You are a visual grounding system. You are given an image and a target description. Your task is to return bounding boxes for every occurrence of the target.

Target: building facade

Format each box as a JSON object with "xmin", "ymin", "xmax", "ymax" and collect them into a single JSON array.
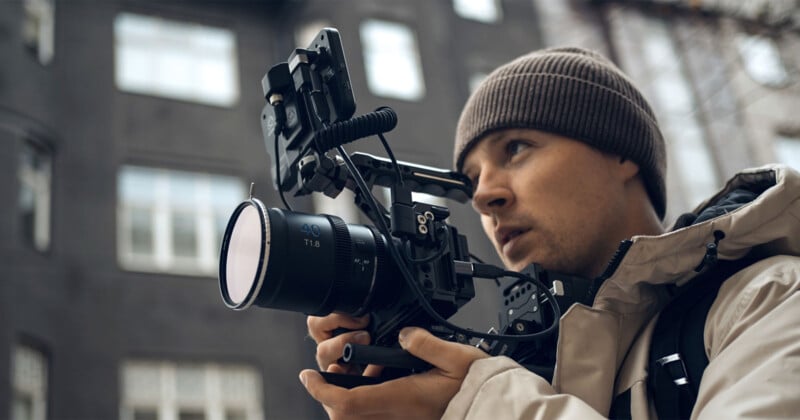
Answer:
[{"xmin": 3, "ymin": 0, "xmax": 798, "ymax": 418}]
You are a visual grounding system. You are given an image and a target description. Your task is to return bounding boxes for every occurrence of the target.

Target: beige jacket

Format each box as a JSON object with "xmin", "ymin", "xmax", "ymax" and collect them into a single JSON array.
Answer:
[{"xmin": 443, "ymin": 164, "xmax": 800, "ymax": 419}]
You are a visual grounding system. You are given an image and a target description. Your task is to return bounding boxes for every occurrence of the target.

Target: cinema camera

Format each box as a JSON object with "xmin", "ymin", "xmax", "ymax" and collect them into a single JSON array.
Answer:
[{"xmin": 218, "ymin": 28, "xmax": 594, "ymax": 388}]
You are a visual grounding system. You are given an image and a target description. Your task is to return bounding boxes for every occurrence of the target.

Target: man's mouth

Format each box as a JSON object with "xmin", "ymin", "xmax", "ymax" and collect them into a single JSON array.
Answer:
[{"xmin": 496, "ymin": 227, "xmax": 531, "ymax": 248}]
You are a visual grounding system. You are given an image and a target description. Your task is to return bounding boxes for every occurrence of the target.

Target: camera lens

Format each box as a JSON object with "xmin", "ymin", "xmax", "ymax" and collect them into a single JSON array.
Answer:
[{"xmin": 219, "ymin": 198, "xmax": 402, "ymax": 316}]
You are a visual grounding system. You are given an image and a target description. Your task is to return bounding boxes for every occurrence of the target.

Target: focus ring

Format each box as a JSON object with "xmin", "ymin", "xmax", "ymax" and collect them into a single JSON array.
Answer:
[{"xmin": 320, "ymin": 214, "xmax": 351, "ymax": 315}]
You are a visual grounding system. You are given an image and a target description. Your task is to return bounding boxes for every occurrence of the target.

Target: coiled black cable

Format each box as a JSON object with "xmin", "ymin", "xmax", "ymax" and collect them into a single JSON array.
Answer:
[{"xmin": 315, "ymin": 107, "xmax": 398, "ymax": 153}]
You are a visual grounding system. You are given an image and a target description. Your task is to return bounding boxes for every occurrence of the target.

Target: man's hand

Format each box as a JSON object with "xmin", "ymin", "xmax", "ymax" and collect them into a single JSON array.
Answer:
[
  {"xmin": 299, "ymin": 327, "xmax": 488, "ymax": 420},
  {"xmin": 307, "ymin": 313, "xmax": 383, "ymax": 376}
]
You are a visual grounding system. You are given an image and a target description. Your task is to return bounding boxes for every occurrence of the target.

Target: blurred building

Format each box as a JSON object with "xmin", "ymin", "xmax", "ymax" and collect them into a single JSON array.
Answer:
[
  {"xmin": 1, "ymin": 0, "xmax": 798, "ymax": 419},
  {"xmin": 536, "ymin": 0, "xmax": 800, "ymax": 218}
]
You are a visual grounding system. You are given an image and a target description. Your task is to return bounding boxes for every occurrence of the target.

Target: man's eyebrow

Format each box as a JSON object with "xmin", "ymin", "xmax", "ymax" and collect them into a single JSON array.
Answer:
[
  {"xmin": 462, "ymin": 132, "xmax": 509, "ymax": 175},
  {"xmin": 482, "ymin": 131, "xmax": 509, "ymax": 146}
]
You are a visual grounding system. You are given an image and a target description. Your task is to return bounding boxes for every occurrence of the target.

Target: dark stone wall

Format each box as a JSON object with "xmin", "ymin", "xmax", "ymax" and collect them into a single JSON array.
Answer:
[{"xmin": 0, "ymin": 1, "xmax": 543, "ymax": 418}]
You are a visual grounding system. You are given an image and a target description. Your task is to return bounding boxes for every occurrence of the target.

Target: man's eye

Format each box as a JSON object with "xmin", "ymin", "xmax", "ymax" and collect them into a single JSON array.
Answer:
[{"xmin": 506, "ymin": 140, "xmax": 529, "ymax": 156}]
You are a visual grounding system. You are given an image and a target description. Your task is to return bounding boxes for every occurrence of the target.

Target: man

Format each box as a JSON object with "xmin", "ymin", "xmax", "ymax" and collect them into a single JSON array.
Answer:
[{"xmin": 300, "ymin": 47, "xmax": 800, "ymax": 419}]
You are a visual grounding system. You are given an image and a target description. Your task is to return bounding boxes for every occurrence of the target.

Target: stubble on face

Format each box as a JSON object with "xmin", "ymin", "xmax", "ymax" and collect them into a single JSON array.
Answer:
[{"xmin": 468, "ymin": 130, "xmax": 629, "ymax": 278}]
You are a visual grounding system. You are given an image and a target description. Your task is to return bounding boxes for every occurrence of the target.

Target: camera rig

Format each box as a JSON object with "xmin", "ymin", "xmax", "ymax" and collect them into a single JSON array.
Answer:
[{"xmin": 218, "ymin": 28, "xmax": 595, "ymax": 388}]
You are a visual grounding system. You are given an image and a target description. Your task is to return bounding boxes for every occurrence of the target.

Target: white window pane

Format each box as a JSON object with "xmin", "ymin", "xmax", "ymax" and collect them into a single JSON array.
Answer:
[
  {"xmin": 122, "ymin": 362, "xmax": 162, "ymax": 402},
  {"xmin": 130, "ymin": 208, "xmax": 155, "ymax": 256},
  {"xmin": 469, "ymin": 72, "xmax": 487, "ymax": 94},
  {"xmin": 775, "ymin": 134, "xmax": 800, "ymax": 169},
  {"xmin": 179, "ymin": 411, "xmax": 205, "ymax": 420},
  {"xmin": 225, "ymin": 409, "xmax": 246, "ymax": 420},
  {"xmin": 737, "ymin": 34, "xmax": 789, "ymax": 87},
  {"xmin": 176, "ymin": 365, "xmax": 205, "ymax": 401},
  {"xmin": 120, "ymin": 167, "xmax": 157, "ymax": 205},
  {"xmin": 18, "ymin": 140, "xmax": 51, "ymax": 252},
  {"xmin": 132, "ymin": 409, "xmax": 158, "ymax": 420},
  {"xmin": 12, "ymin": 393, "xmax": 34, "ymax": 420},
  {"xmin": 117, "ymin": 46, "xmax": 154, "ymax": 90},
  {"xmin": 295, "ymin": 20, "xmax": 330, "ymax": 47},
  {"xmin": 211, "ymin": 177, "xmax": 246, "ymax": 210},
  {"xmin": 360, "ymin": 20, "xmax": 425, "ymax": 101},
  {"xmin": 22, "ymin": 0, "xmax": 55, "ymax": 65},
  {"xmin": 453, "ymin": 0, "xmax": 501, "ymax": 23},
  {"xmin": 172, "ymin": 211, "xmax": 198, "ymax": 258},
  {"xmin": 114, "ymin": 12, "xmax": 239, "ymax": 107},
  {"xmin": 219, "ymin": 366, "xmax": 262, "ymax": 403},
  {"xmin": 12, "ymin": 344, "xmax": 48, "ymax": 420},
  {"xmin": 170, "ymin": 172, "xmax": 197, "ymax": 204}
]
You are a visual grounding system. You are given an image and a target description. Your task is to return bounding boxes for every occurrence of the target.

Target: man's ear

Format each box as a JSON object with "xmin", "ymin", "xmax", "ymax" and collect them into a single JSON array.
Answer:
[{"xmin": 617, "ymin": 157, "xmax": 640, "ymax": 182}]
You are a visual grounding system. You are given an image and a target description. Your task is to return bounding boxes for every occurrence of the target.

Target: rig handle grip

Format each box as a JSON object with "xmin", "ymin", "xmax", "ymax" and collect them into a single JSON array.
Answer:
[
  {"xmin": 318, "ymin": 371, "xmax": 385, "ymax": 389},
  {"xmin": 342, "ymin": 343, "xmax": 432, "ymax": 372}
]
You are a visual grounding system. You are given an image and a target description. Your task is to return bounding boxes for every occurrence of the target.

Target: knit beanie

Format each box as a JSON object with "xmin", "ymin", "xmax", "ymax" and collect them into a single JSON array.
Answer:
[{"xmin": 454, "ymin": 47, "xmax": 667, "ymax": 220}]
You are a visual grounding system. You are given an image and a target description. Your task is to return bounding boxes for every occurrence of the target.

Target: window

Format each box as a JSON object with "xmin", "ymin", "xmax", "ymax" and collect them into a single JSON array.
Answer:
[
  {"xmin": 18, "ymin": 139, "xmax": 52, "ymax": 252},
  {"xmin": 114, "ymin": 13, "xmax": 239, "ymax": 107},
  {"xmin": 360, "ymin": 20, "xmax": 425, "ymax": 101},
  {"xmin": 117, "ymin": 165, "xmax": 245, "ymax": 276},
  {"xmin": 295, "ymin": 20, "xmax": 331, "ymax": 47},
  {"xmin": 11, "ymin": 344, "xmax": 48, "ymax": 420},
  {"xmin": 120, "ymin": 361, "xmax": 263, "ymax": 420},
  {"xmin": 736, "ymin": 33, "xmax": 790, "ymax": 87},
  {"xmin": 468, "ymin": 72, "xmax": 488, "ymax": 93},
  {"xmin": 22, "ymin": 0, "xmax": 54, "ymax": 65},
  {"xmin": 775, "ymin": 133, "xmax": 800, "ymax": 169},
  {"xmin": 453, "ymin": 0, "xmax": 501, "ymax": 23},
  {"xmin": 313, "ymin": 190, "xmax": 361, "ymax": 224}
]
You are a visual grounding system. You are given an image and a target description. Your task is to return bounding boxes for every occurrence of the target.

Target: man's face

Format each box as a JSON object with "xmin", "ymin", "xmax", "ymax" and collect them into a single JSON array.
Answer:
[{"xmin": 461, "ymin": 129, "xmax": 634, "ymax": 277}]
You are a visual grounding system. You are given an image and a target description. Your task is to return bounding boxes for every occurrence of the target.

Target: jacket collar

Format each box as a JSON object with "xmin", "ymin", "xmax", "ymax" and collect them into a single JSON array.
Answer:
[{"xmin": 593, "ymin": 164, "xmax": 800, "ymax": 313}]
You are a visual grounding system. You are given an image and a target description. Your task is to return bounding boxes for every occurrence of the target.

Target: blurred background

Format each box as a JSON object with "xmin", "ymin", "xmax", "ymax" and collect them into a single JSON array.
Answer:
[{"xmin": 1, "ymin": 0, "xmax": 798, "ymax": 419}]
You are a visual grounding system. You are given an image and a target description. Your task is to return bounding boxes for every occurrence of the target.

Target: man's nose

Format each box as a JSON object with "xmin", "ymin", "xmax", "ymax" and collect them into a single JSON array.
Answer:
[{"xmin": 472, "ymin": 172, "xmax": 513, "ymax": 215}]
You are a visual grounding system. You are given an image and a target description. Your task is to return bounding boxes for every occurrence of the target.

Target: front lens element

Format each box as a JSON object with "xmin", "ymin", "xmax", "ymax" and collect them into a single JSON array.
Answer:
[{"xmin": 220, "ymin": 200, "xmax": 269, "ymax": 309}]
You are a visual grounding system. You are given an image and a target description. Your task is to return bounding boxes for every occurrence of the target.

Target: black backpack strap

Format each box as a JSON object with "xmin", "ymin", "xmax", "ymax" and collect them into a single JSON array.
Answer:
[{"xmin": 649, "ymin": 257, "xmax": 759, "ymax": 419}]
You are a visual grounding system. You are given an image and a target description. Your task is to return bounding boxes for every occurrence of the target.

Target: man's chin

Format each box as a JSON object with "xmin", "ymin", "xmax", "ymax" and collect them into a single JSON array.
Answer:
[
  {"xmin": 505, "ymin": 260, "xmax": 532, "ymax": 273},
  {"xmin": 506, "ymin": 255, "xmax": 556, "ymax": 273}
]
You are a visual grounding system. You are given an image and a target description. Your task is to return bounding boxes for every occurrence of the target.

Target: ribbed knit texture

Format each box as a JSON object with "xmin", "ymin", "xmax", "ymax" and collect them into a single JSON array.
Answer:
[{"xmin": 454, "ymin": 47, "xmax": 667, "ymax": 219}]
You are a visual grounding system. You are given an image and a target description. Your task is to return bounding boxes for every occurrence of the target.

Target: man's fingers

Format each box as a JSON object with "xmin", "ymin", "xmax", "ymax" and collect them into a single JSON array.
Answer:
[
  {"xmin": 300, "ymin": 369, "xmax": 398, "ymax": 416},
  {"xmin": 316, "ymin": 330, "xmax": 370, "ymax": 370},
  {"xmin": 326, "ymin": 363, "xmax": 347, "ymax": 374},
  {"xmin": 307, "ymin": 314, "xmax": 370, "ymax": 343},
  {"xmin": 362, "ymin": 364, "xmax": 384, "ymax": 378},
  {"xmin": 398, "ymin": 327, "xmax": 487, "ymax": 375}
]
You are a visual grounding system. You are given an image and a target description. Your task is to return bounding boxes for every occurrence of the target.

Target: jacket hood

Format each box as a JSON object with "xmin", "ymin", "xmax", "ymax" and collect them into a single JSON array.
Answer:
[{"xmin": 594, "ymin": 164, "xmax": 800, "ymax": 313}]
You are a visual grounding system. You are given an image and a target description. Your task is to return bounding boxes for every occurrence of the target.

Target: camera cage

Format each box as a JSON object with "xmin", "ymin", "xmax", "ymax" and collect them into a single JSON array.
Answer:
[{"xmin": 240, "ymin": 27, "xmax": 596, "ymax": 386}]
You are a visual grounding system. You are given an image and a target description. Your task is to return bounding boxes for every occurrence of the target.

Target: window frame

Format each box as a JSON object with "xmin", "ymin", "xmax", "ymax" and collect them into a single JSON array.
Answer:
[
  {"xmin": 11, "ymin": 341, "xmax": 50, "ymax": 420},
  {"xmin": 452, "ymin": 0, "xmax": 502, "ymax": 23},
  {"xmin": 120, "ymin": 360, "xmax": 264, "ymax": 420},
  {"xmin": 359, "ymin": 19, "xmax": 426, "ymax": 101},
  {"xmin": 113, "ymin": 12, "xmax": 241, "ymax": 107},
  {"xmin": 117, "ymin": 165, "xmax": 245, "ymax": 277}
]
